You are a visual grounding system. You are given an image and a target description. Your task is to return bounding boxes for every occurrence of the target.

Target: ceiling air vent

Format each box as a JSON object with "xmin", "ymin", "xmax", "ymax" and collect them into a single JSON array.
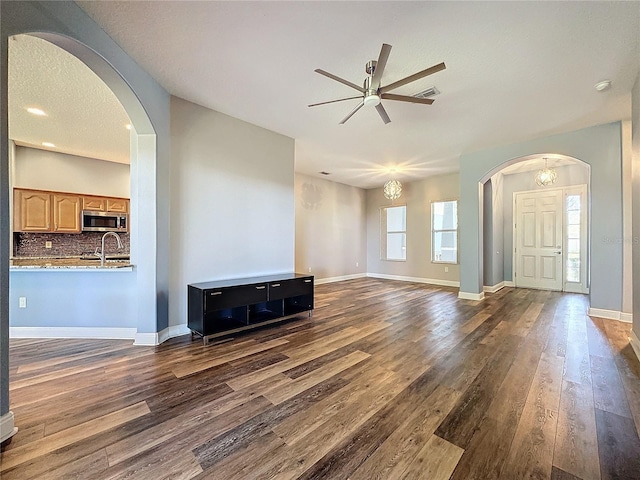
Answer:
[
  {"xmin": 319, "ymin": 171, "xmax": 331, "ymax": 176},
  {"xmin": 413, "ymin": 86, "xmax": 440, "ymax": 99}
]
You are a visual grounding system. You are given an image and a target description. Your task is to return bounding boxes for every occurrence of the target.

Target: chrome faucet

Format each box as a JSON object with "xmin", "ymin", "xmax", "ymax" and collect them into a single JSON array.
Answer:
[{"xmin": 99, "ymin": 232, "xmax": 123, "ymax": 266}]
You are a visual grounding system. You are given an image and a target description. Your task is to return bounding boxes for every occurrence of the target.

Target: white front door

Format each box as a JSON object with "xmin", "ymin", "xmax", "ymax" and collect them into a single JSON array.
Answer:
[{"xmin": 514, "ymin": 189, "xmax": 563, "ymax": 290}]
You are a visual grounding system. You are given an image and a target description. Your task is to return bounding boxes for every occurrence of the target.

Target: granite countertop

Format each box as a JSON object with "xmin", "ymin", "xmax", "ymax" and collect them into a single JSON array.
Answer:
[{"xmin": 10, "ymin": 256, "xmax": 132, "ymax": 270}]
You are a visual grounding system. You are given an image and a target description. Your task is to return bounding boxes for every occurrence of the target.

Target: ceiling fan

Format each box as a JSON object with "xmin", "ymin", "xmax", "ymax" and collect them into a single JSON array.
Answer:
[{"xmin": 309, "ymin": 43, "xmax": 446, "ymax": 125}]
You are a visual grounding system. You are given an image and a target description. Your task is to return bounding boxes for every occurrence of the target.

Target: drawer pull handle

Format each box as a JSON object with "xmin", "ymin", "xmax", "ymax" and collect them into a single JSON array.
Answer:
[
  {"xmin": 304, "ymin": 280, "xmax": 312, "ymax": 283},
  {"xmin": 210, "ymin": 292, "xmax": 222, "ymax": 296},
  {"xmin": 255, "ymin": 286, "xmax": 266, "ymax": 290},
  {"xmin": 272, "ymin": 283, "xmax": 280, "ymax": 287}
]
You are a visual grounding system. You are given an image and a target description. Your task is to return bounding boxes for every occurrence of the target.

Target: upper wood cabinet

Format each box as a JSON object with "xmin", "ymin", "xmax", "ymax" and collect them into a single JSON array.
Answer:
[
  {"xmin": 82, "ymin": 196, "xmax": 106, "ymax": 212},
  {"xmin": 14, "ymin": 189, "xmax": 51, "ymax": 232},
  {"xmin": 83, "ymin": 195, "xmax": 128, "ymax": 213},
  {"xmin": 14, "ymin": 188, "xmax": 129, "ymax": 234},
  {"xmin": 106, "ymin": 198, "xmax": 128, "ymax": 213},
  {"xmin": 52, "ymin": 194, "xmax": 81, "ymax": 233}
]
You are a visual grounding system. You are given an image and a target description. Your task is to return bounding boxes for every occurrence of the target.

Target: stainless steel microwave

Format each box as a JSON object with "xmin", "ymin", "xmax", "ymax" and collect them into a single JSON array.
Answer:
[{"xmin": 82, "ymin": 211, "xmax": 128, "ymax": 232}]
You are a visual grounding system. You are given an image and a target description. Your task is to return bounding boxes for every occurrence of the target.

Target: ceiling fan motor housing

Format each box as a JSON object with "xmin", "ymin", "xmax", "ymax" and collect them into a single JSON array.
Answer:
[
  {"xmin": 363, "ymin": 76, "xmax": 381, "ymax": 106},
  {"xmin": 366, "ymin": 60, "xmax": 377, "ymax": 75}
]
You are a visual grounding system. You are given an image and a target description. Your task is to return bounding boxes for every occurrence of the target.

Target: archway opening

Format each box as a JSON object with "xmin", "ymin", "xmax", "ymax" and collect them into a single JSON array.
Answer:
[{"xmin": 479, "ymin": 153, "xmax": 591, "ymax": 294}]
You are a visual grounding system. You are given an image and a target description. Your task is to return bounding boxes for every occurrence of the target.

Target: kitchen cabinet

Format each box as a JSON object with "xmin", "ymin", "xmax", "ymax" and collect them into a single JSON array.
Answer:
[
  {"xmin": 106, "ymin": 198, "xmax": 128, "ymax": 213},
  {"xmin": 188, "ymin": 274, "xmax": 314, "ymax": 345},
  {"xmin": 14, "ymin": 189, "xmax": 81, "ymax": 233},
  {"xmin": 82, "ymin": 196, "xmax": 129, "ymax": 213},
  {"xmin": 52, "ymin": 194, "xmax": 81, "ymax": 233},
  {"xmin": 14, "ymin": 188, "xmax": 128, "ymax": 233},
  {"xmin": 82, "ymin": 196, "xmax": 105, "ymax": 211},
  {"xmin": 14, "ymin": 189, "xmax": 51, "ymax": 232}
]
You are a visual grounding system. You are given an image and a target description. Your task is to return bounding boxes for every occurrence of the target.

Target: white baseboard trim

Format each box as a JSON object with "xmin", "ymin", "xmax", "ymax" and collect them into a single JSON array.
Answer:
[
  {"xmin": 315, "ymin": 273, "xmax": 367, "ymax": 285},
  {"xmin": 366, "ymin": 273, "xmax": 460, "ymax": 288},
  {"xmin": 135, "ymin": 324, "xmax": 191, "ymax": 346},
  {"xmin": 621, "ymin": 312, "xmax": 633, "ymax": 323},
  {"xmin": 158, "ymin": 324, "xmax": 191, "ymax": 344},
  {"xmin": 10, "ymin": 326, "xmax": 137, "ymax": 340},
  {"xmin": 630, "ymin": 330, "xmax": 640, "ymax": 363},
  {"xmin": 0, "ymin": 411, "xmax": 18, "ymax": 444},
  {"xmin": 504, "ymin": 281, "xmax": 515, "ymax": 287},
  {"xmin": 483, "ymin": 282, "xmax": 505, "ymax": 293},
  {"xmin": 458, "ymin": 291, "xmax": 485, "ymax": 301},
  {"xmin": 587, "ymin": 308, "xmax": 633, "ymax": 323}
]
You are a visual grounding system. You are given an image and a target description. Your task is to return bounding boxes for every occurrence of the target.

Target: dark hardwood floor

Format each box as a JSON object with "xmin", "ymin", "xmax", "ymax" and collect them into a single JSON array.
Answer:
[{"xmin": 2, "ymin": 278, "xmax": 640, "ymax": 479}]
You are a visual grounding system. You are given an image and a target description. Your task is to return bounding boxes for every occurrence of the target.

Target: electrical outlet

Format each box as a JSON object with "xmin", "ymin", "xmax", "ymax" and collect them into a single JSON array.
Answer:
[
  {"xmin": 356, "ymin": 262, "xmax": 359, "ymax": 267},
  {"xmin": 19, "ymin": 297, "xmax": 26, "ymax": 308},
  {"xmin": 45, "ymin": 241, "xmax": 52, "ymax": 249},
  {"xmin": 444, "ymin": 266, "xmax": 449, "ymax": 273},
  {"xmin": 308, "ymin": 267, "xmax": 312, "ymax": 273}
]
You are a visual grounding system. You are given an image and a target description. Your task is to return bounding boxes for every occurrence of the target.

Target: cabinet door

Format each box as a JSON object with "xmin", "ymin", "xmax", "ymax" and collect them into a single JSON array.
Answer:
[
  {"xmin": 82, "ymin": 196, "xmax": 106, "ymax": 211},
  {"xmin": 14, "ymin": 189, "xmax": 51, "ymax": 232},
  {"xmin": 106, "ymin": 198, "xmax": 128, "ymax": 213},
  {"xmin": 53, "ymin": 194, "xmax": 81, "ymax": 233}
]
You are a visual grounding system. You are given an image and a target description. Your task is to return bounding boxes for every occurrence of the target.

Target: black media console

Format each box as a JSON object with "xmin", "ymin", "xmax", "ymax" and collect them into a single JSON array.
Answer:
[{"xmin": 187, "ymin": 273, "xmax": 314, "ymax": 345}]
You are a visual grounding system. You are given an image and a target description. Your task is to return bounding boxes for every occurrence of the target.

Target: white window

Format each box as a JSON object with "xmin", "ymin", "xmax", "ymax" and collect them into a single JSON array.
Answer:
[
  {"xmin": 563, "ymin": 184, "xmax": 588, "ymax": 293},
  {"xmin": 381, "ymin": 206, "xmax": 406, "ymax": 261},
  {"xmin": 432, "ymin": 200, "xmax": 458, "ymax": 263}
]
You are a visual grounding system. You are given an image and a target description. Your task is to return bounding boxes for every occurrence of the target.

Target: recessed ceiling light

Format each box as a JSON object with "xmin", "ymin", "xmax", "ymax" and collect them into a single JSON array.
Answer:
[
  {"xmin": 42, "ymin": 142, "xmax": 55, "ymax": 148},
  {"xmin": 125, "ymin": 124, "xmax": 132, "ymax": 130},
  {"xmin": 26, "ymin": 107, "xmax": 47, "ymax": 116},
  {"xmin": 595, "ymin": 80, "xmax": 611, "ymax": 92}
]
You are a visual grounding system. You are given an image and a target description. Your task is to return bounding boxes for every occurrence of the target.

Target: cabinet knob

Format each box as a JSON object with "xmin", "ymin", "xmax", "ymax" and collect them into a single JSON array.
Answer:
[
  {"xmin": 272, "ymin": 284, "xmax": 280, "ymax": 287},
  {"xmin": 304, "ymin": 279, "xmax": 312, "ymax": 283},
  {"xmin": 255, "ymin": 286, "xmax": 266, "ymax": 290},
  {"xmin": 210, "ymin": 291, "xmax": 222, "ymax": 296}
]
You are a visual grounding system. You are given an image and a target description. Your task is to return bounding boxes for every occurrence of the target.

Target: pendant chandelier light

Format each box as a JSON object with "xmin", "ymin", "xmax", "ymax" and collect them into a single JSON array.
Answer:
[
  {"xmin": 383, "ymin": 179, "xmax": 402, "ymax": 200},
  {"xmin": 535, "ymin": 158, "xmax": 557, "ymax": 187}
]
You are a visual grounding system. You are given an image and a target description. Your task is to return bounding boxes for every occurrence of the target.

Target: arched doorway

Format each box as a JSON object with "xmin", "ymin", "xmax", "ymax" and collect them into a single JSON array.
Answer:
[
  {"xmin": 480, "ymin": 154, "xmax": 591, "ymax": 294},
  {"xmin": 1, "ymin": 0, "xmax": 171, "ymax": 443}
]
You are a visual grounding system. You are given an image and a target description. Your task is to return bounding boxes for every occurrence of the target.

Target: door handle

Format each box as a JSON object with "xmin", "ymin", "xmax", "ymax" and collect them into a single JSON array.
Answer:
[{"xmin": 553, "ymin": 251, "xmax": 562, "ymax": 254}]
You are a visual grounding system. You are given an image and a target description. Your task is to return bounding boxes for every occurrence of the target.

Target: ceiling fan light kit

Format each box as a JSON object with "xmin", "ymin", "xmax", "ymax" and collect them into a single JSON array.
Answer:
[{"xmin": 310, "ymin": 43, "xmax": 446, "ymax": 124}]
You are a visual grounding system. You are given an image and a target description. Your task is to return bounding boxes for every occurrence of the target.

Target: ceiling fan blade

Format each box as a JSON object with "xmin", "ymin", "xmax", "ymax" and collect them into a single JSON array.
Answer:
[
  {"xmin": 315, "ymin": 69, "xmax": 364, "ymax": 93},
  {"xmin": 339, "ymin": 101, "xmax": 365, "ymax": 124},
  {"xmin": 308, "ymin": 96, "xmax": 363, "ymax": 107},
  {"xmin": 380, "ymin": 62, "xmax": 446, "ymax": 94},
  {"xmin": 371, "ymin": 43, "xmax": 392, "ymax": 89},
  {"xmin": 381, "ymin": 93, "xmax": 434, "ymax": 105},
  {"xmin": 375, "ymin": 103, "xmax": 391, "ymax": 124}
]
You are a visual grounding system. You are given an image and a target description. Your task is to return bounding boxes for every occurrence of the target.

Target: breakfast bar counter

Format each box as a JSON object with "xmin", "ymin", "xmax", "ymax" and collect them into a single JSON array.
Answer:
[{"xmin": 10, "ymin": 256, "xmax": 133, "ymax": 271}]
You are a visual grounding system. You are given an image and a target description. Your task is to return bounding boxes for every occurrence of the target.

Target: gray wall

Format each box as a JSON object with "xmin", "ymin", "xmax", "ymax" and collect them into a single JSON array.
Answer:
[
  {"xmin": 13, "ymin": 146, "xmax": 130, "ymax": 197},
  {"xmin": 295, "ymin": 173, "xmax": 366, "ymax": 280},
  {"xmin": 501, "ymin": 164, "xmax": 590, "ymax": 282},
  {"xmin": 633, "ymin": 71, "xmax": 640, "ymax": 337},
  {"xmin": 366, "ymin": 173, "xmax": 460, "ymax": 284},
  {"xmin": 482, "ymin": 177, "xmax": 505, "ymax": 288},
  {"xmin": 459, "ymin": 122, "xmax": 623, "ymax": 313},
  {"xmin": 169, "ymin": 96, "xmax": 295, "ymax": 327}
]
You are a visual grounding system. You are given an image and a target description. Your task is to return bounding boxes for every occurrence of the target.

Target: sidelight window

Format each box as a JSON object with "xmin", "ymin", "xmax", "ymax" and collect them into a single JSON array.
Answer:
[{"xmin": 565, "ymin": 194, "xmax": 581, "ymax": 283}]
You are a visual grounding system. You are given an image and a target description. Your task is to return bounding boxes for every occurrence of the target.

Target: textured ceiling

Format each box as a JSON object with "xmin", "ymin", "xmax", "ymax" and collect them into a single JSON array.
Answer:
[
  {"xmin": 13, "ymin": 2, "xmax": 640, "ymax": 188},
  {"xmin": 9, "ymin": 34, "xmax": 130, "ymax": 164}
]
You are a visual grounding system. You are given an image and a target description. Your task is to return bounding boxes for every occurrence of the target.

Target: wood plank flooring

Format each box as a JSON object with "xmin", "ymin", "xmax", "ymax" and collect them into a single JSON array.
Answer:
[{"xmin": 2, "ymin": 278, "xmax": 640, "ymax": 479}]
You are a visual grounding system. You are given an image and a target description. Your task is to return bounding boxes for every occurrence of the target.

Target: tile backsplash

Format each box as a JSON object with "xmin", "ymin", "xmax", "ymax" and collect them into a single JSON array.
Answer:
[{"xmin": 14, "ymin": 232, "xmax": 130, "ymax": 258}]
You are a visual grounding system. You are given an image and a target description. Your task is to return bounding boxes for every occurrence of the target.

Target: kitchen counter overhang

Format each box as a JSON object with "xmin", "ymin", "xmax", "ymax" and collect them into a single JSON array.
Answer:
[{"xmin": 10, "ymin": 256, "xmax": 133, "ymax": 271}]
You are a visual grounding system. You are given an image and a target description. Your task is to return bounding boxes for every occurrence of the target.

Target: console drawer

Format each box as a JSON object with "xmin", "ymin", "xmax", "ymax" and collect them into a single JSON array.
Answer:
[
  {"xmin": 269, "ymin": 277, "xmax": 313, "ymax": 300},
  {"xmin": 205, "ymin": 283, "xmax": 268, "ymax": 312}
]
